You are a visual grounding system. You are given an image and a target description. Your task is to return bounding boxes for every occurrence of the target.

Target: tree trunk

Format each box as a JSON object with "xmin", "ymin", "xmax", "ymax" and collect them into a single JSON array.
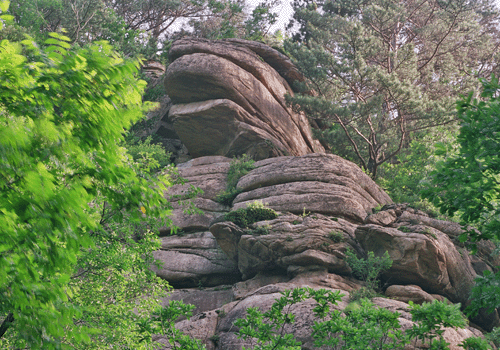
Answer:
[{"xmin": 0, "ymin": 312, "xmax": 14, "ymax": 339}]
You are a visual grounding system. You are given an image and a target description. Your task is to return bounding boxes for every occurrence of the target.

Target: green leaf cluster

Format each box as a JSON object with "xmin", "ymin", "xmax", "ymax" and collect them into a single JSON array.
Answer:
[
  {"xmin": 408, "ymin": 300, "xmax": 467, "ymax": 349},
  {"xmin": 225, "ymin": 201, "xmax": 278, "ymax": 228},
  {"xmin": 126, "ymin": 136, "xmax": 172, "ymax": 172},
  {"xmin": 235, "ymin": 288, "xmax": 311, "ymax": 350},
  {"xmin": 236, "ymin": 287, "xmax": 482, "ymax": 350},
  {"xmin": 345, "ymin": 249, "xmax": 393, "ymax": 293},
  {"xmin": 422, "ymin": 75, "xmax": 500, "ymax": 248},
  {"xmin": 138, "ymin": 300, "xmax": 206, "ymax": 350},
  {"xmin": 216, "ymin": 154, "xmax": 255, "ymax": 206},
  {"xmin": 0, "ymin": 1, "xmax": 174, "ymax": 346}
]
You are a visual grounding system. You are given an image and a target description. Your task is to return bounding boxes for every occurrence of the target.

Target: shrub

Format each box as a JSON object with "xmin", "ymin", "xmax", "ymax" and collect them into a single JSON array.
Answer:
[
  {"xmin": 348, "ymin": 287, "xmax": 377, "ymax": 302},
  {"xmin": 408, "ymin": 300, "xmax": 467, "ymax": 349},
  {"xmin": 460, "ymin": 337, "xmax": 493, "ymax": 350},
  {"xmin": 126, "ymin": 136, "xmax": 171, "ymax": 171},
  {"xmin": 225, "ymin": 201, "xmax": 278, "ymax": 228},
  {"xmin": 328, "ymin": 231, "xmax": 344, "ymax": 243},
  {"xmin": 216, "ymin": 154, "xmax": 255, "ymax": 205},
  {"xmin": 248, "ymin": 225, "xmax": 271, "ymax": 235},
  {"xmin": 227, "ymin": 154, "xmax": 255, "ymax": 188},
  {"xmin": 216, "ymin": 187, "xmax": 243, "ymax": 206},
  {"xmin": 235, "ymin": 287, "xmax": 478, "ymax": 350},
  {"xmin": 345, "ymin": 249, "xmax": 393, "ymax": 294},
  {"xmin": 486, "ymin": 327, "xmax": 500, "ymax": 348}
]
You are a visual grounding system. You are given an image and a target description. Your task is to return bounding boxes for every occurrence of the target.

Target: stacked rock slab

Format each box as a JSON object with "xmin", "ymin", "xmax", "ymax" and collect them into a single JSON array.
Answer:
[
  {"xmin": 152, "ymin": 157, "xmax": 240, "ymax": 288},
  {"xmin": 153, "ymin": 38, "xmax": 498, "ymax": 349},
  {"xmin": 164, "ymin": 38, "xmax": 325, "ymax": 160},
  {"xmin": 153, "ymin": 155, "xmax": 498, "ymax": 349}
]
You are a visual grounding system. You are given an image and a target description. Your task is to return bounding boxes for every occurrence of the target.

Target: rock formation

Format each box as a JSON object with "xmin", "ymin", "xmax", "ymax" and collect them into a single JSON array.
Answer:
[
  {"xmin": 164, "ymin": 38, "xmax": 325, "ymax": 160},
  {"xmin": 149, "ymin": 38, "xmax": 499, "ymax": 349}
]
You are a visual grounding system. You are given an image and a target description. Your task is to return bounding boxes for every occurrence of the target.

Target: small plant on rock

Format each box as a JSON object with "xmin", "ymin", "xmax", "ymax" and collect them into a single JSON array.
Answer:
[
  {"xmin": 248, "ymin": 224, "xmax": 271, "ymax": 235},
  {"xmin": 216, "ymin": 155, "xmax": 255, "ymax": 206},
  {"xmin": 328, "ymin": 231, "xmax": 344, "ymax": 243},
  {"xmin": 345, "ymin": 249, "xmax": 393, "ymax": 298},
  {"xmin": 225, "ymin": 201, "xmax": 278, "ymax": 228},
  {"xmin": 398, "ymin": 226, "xmax": 411, "ymax": 233},
  {"xmin": 348, "ymin": 287, "xmax": 378, "ymax": 302}
]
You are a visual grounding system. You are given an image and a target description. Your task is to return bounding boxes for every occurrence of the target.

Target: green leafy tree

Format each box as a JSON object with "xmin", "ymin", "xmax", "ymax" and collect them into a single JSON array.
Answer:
[
  {"xmin": 312, "ymin": 298, "xmax": 407, "ymax": 349},
  {"xmin": 8, "ymin": 0, "xmax": 249, "ymax": 57},
  {"xmin": 284, "ymin": 0, "xmax": 500, "ymax": 178},
  {"xmin": 345, "ymin": 249, "xmax": 392, "ymax": 298},
  {"xmin": 244, "ymin": 0, "xmax": 279, "ymax": 41},
  {"xmin": 407, "ymin": 300, "xmax": 467, "ymax": 349},
  {"xmin": 376, "ymin": 129, "xmax": 457, "ymax": 213},
  {"xmin": 422, "ymin": 75, "xmax": 500, "ymax": 246},
  {"xmin": 422, "ymin": 75, "xmax": 500, "ymax": 318},
  {"xmin": 236, "ymin": 287, "xmax": 476, "ymax": 350},
  {"xmin": 0, "ymin": 2, "xmax": 173, "ymax": 347},
  {"xmin": 235, "ymin": 288, "xmax": 310, "ymax": 349},
  {"xmin": 8, "ymin": 0, "xmax": 137, "ymax": 50},
  {"xmin": 139, "ymin": 300, "xmax": 207, "ymax": 350}
]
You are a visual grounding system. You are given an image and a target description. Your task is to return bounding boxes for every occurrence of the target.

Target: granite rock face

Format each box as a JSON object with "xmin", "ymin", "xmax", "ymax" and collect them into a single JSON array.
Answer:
[
  {"xmin": 233, "ymin": 153, "xmax": 392, "ymax": 221},
  {"xmin": 150, "ymin": 38, "xmax": 497, "ymax": 348},
  {"xmin": 153, "ymin": 156, "xmax": 240, "ymax": 288},
  {"xmin": 164, "ymin": 38, "xmax": 324, "ymax": 160},
  {"xmin": 152, "ymin": 155, "xmax": 498, "ymax": 349}
]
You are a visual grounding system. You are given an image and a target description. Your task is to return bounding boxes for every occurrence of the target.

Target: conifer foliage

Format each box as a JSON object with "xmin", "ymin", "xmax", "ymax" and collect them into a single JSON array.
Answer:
[{"xmin": 285, "ymin": 0, "xmax": 500, "ymax": 178}]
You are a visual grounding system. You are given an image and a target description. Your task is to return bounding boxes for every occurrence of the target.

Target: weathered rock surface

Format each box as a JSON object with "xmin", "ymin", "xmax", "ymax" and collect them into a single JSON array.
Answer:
[
  {"xmin": 355, "ymin": 224, "xmax": 476, "ymax": 305},
  {"xmin": 233, "ymin": 153, "xmax": 392, "ymax": 222},
  {"xmin": 162, "ymin": 156, "xmax": 231, "ymax": 235},
  {"xmin": 152, "ymin": 231, "xmax": 240, "ymax": 288},
  {"xmin": 165, "ymin": 38, "xmax": 324, "ymax": 159},
  {"xmin": 153, "ymin": 155, "xmax": 498, "ymax": 336},
  {"xmin": 154, "ymin": 156, "xmax": 240, "ymax": 288},
  {"xmin": 144, "ymin": 38, "xmax": 498, "ymax": 349},
  {"xmin": 211, "ymin": 213, "xmax": 357, "ymax": 280},
  {"xmin": 385, "ymin": 284, "xmax": 449, "ymax": 304}
]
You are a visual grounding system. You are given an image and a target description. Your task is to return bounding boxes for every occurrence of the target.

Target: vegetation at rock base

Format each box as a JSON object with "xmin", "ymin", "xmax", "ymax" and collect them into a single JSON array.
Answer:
[
  {"xmin": 235, "ymin": 287, "xmax": 486, "ymax": 350},
  {"xmin": 345, "ymin": 249, "xmax": 393, "ymax": 299}
]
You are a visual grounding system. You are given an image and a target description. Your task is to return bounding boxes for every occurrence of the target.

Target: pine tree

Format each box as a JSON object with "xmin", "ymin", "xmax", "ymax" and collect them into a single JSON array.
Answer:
[{"xmin": 285, "ymin": 0, "xmax": 500, "ymax": 178}]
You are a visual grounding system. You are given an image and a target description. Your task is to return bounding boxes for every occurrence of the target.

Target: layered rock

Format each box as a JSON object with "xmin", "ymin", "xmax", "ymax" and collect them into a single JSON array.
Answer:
[
  {"xmin": 154, "ymin": 157, "xmax": 240, "ymax": 287},
  {"xmin": 233, "ymin": 153, "xmax": 391, "ymax": 222},
  {"xmin": 164, "ymin": 38, "xmax": 324, "ymax": 160},
  {"xmin": 151, "ymin": 38, "xmax": 498, "ymax": 348},
  {"xmin": 152, "ymin": 154, "xmax": 498, "ymax": 349}
]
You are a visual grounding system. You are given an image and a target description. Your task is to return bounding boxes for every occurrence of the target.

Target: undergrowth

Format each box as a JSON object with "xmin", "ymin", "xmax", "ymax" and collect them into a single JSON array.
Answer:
[{"xmin": 216, "ymin": 154, "xmax": 255, "ymax": 206}]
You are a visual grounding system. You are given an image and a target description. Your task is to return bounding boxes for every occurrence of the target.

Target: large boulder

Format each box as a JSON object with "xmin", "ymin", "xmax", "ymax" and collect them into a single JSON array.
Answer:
[
  {"xmin": 233, "ymin": 153, "xmax": 392, "ymax": 222},
  {"xmin": 355, "ymin": 224, "xmax": 476, "ymax": 305},
  {"xmin": 211, "ymin": 214, "xmax": 357, "ymax": 280},
  {"xmin": 152, "ymin": 231, "xmax": 240, "ymax": 288},
  {"xmin": 164, "ymin": 38, "xmax": 324, "ymax": 159}
]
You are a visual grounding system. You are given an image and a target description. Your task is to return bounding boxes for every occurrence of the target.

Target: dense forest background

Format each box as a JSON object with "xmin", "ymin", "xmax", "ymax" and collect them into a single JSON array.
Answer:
[{"xmin": 1, "ymin": 0, "xmax": 500, "ymax": 348}]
